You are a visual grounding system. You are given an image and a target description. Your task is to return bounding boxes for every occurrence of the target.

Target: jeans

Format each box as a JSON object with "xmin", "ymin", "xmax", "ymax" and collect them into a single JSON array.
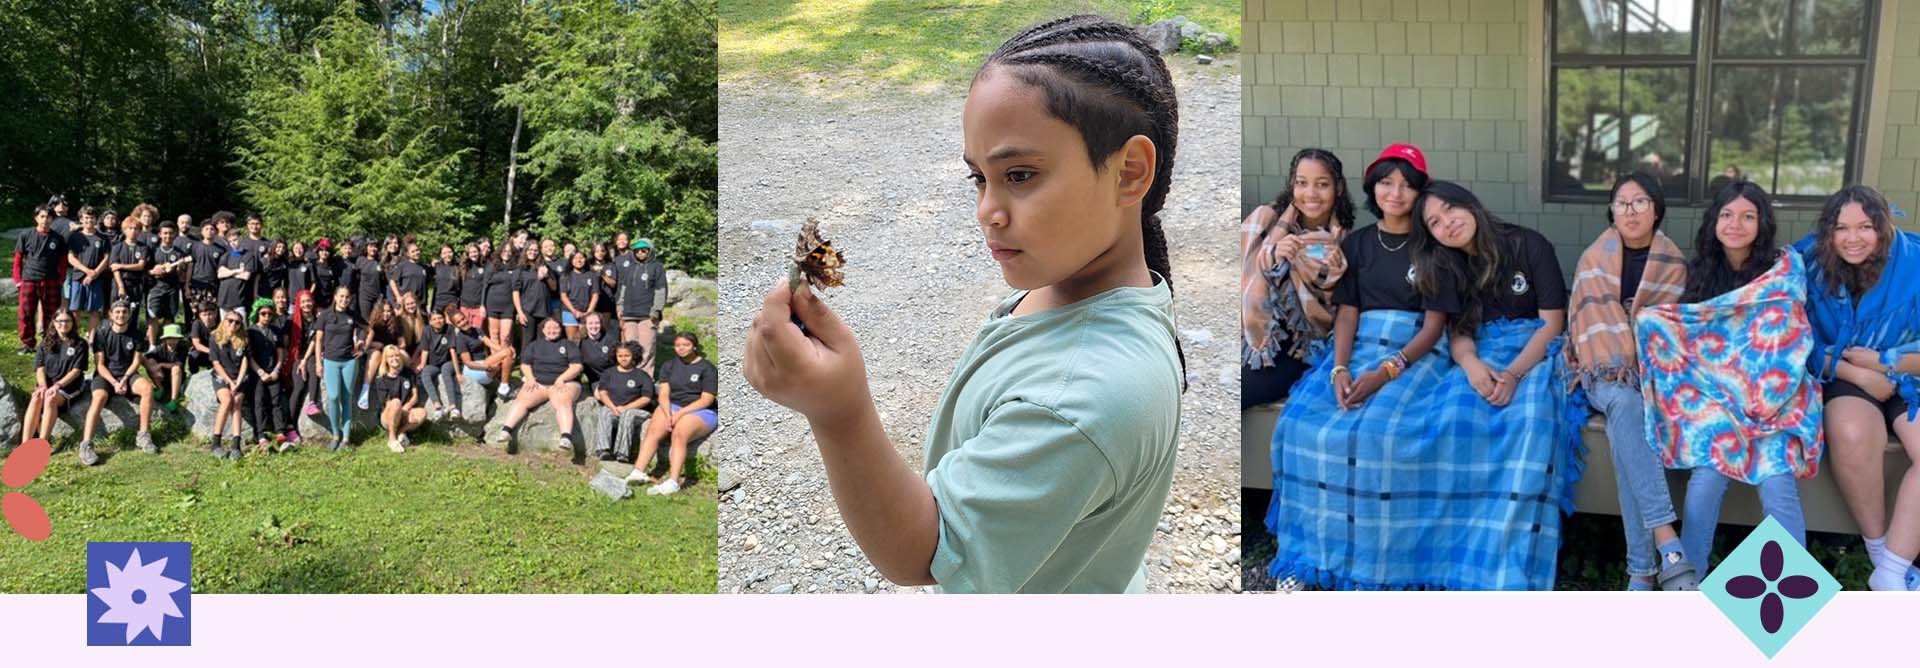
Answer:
[
  {"xmin": 1590, "ymin": 380, "xmax": 1679, "ymax": 578},
  {"xmin": 593, "ymin": 404, "xmax": 649, "ymax": 460},
  {"xmin": 1683, "ymin": 469, "xmax": 1807, "ymax": 577},
  {"xmin": 251, "ymin": 376, "xmax": 287, "ymax": 438},
  {"xmin": 322, "ymin": 357, "xmax": 360, "ymax": 439},
  {"xmin": 420, "ymin": 363, "xmax": 460, "ymax": 408}
]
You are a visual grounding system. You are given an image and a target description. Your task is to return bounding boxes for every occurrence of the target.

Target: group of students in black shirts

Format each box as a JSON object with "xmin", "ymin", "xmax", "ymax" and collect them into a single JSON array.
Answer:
[{"xmin": 14, "ymin": 196, "xmax": 717, "ymax": 496}]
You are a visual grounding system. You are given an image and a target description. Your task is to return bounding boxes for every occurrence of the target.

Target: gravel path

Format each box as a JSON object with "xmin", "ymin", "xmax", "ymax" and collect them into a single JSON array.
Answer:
[{"xmin": 713, "ymin": 59, "xmax": 1243, "ymax": 594}]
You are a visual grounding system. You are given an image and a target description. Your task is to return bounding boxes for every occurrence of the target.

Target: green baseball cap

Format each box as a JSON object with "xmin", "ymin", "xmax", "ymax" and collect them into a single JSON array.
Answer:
[{"xmin": 631, "ymin": 238, "xmax": 653, "ymax": 250}]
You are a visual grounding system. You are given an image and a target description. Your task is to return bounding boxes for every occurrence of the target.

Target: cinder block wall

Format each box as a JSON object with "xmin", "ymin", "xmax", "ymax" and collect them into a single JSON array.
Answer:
[{"xmin": 1242, "ymin": 0, "xmax": 1918, "ymax": 280}]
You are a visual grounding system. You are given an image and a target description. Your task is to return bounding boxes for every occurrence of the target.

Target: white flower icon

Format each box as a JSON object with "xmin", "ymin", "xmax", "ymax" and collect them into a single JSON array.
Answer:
[{"xmin": 89, "ymin": 548, "xmax": 187, "ymax": 643}]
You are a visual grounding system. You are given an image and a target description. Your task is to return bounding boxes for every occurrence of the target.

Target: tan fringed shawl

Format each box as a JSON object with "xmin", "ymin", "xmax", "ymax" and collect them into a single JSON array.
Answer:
[
  {"xmin": 1240, "ymin": 205, "xmax": 1347, "ymax": 368},
  {"xmin": 1566, "ymin": 228, "xmax": 1688, "ymax": 388}
]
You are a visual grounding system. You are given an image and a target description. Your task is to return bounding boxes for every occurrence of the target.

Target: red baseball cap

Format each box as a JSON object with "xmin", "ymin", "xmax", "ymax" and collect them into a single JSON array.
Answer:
[
  {"xmin": 315, "ymin": 238, "xmax": 333, "ymax": 251},
  {"xmin": 1366, "ymin": 143, "xmax": 1429, "ymax": 178}
]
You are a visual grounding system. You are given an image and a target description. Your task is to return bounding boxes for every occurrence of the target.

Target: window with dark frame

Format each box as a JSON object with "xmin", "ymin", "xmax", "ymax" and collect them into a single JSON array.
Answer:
[{"xmin": 1546, "ymin": 0, "xmax": 1876, "ymax": 205}]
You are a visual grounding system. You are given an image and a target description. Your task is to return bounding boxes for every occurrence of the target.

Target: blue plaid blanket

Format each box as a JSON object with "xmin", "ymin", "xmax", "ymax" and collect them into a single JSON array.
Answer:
[{"xmin": 1266, "ymin": 310, "xmax": 1583, "ymax": 590}]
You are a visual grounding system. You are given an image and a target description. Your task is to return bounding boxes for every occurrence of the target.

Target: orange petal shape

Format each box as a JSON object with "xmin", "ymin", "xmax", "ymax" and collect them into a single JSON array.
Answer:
[
  {"xmin": 2, "ymin": 438, "xmax": 51, "ymax": 488},
  {"xmin": 2, "ymin": 492, "xmax": 50, "ymax": 541}
]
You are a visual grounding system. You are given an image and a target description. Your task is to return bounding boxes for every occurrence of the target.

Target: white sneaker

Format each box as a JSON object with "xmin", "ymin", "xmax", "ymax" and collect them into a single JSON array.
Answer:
[
  {"xmin": 387, "ymin": 437, "xmax": 404, "ymax": 453},
  {"xmin": 625, "ymin": 469, "xmax": 651, "ymax": 484},
  {"xmin": 496, "ymin": 383, "xmax": 511, "ymax": 398},
  {"xmin": 448, "ymin": 408, "xmax": 461, "ymax": 420},
  {"xmin": 646, "ymin": 479, "xmax": 681, "ymax": 496}
]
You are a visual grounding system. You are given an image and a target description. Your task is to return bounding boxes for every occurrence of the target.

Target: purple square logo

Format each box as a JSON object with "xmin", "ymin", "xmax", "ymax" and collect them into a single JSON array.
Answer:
[{"xmin": 86, "ymin": 542, "xmax": 191, "ymax": 646}]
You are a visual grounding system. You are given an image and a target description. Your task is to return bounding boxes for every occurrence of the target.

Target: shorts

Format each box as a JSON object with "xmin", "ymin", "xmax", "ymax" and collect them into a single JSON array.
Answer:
[
  {"xmin": 90, "ymin": 372, "xmax": 139, "ymax": 396},
  {"xmin": 668, "ymin": 402, "xmax": 718, "ymax": 431},
  {"xmin": 462, "ymin": 367, "xmax": 496, "ymax": 386},
  {"xmin": 212, "ymin": 373, "xmax": 252, "ymax": 395},
  {"xmin": 67, "ymin": 279, "xmax": 107, "ymax": 312},
  {"xmin": 146, "ymin": 289, "xmax": 179, "ymax": 322},
  {"xmin": 1825, "ymin": 379, "xmax": 1914, "ymax": 428},
  {"xmin": 561, "ymin": 311, "xmax": 580, "ymax": 326},
  {"xmin": 486, "ymin": 306, "xmax": 514, "ymax": 320},
  {"xmin": 51, "ymin": 379, "xmax": 85, "ymax": 402}
]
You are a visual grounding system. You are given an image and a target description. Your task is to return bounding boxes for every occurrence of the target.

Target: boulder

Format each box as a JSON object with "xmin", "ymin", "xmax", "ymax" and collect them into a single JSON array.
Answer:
[
  {"xmin": 182, "ymin": 371, "xmax": 218, "ymax": 436},
  {"xmin": 53, "ymin": 391, "xmax": 148, "ymax": 441},
  {"xmin": 0, "ymin": 373, "xmax": 22, "ymax": 442},
  {"xmin": 440, "ymin": 374, "xmax": 498, "ymax": 437},
  {"xmin": 482, "ymin": 389, "xmax": 598, "ymax": 456},
  {"xmin": 1141, "ymin": 20, "xmax": 1181, "ymax": 54},
  {"xmin": 1198, "ymin": 32, "xmax": 1229, "ymax": 53},
  {"xmin": 1178, "ymin": 18, "xmax": 1205, "ymax": 40}
]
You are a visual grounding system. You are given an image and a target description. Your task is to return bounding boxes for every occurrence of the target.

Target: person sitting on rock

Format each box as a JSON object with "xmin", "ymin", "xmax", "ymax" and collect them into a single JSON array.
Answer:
[
  {"xmin": 207, "ymin": 307, "xmax": 251, "ymax": 460},
  {"xmin": 490, "ymin": 317, "xmax": 583, "ymax": 453},
  {"xmin": 79, "ymin": 299, "xmax": 158, "ymax": 459},
  {"xmin": 142, "ymin": 324, "xmax": 190, "ymax": 413},
  {"xmin": 418, "ymin": 305, "xmax": 461, "ymax": 420},
  {"xmin": 452, "ymin": 307, "xmax": 513, "ymax": 399},
  {"xmin": 628, "ymin": 331, "xmax": 716, "ymax": 496},
  {"xmin": 591, "ymin": 341, "xmax": 655, "ymax": 463},
  {"xmin": 23, "ymin": 310, "xmax": 89, "ymax": 461},
  {"xmin": 372, "ymin": 344, "xmax": 426, "ymax": 453}
]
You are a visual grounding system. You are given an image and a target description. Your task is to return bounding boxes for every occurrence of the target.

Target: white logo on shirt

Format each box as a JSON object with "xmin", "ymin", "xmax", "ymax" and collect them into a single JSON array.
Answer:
[
  {"xmin": 124, "ymin": 341, "xmax": 134, "ymax": 351},
  {"xmin": 690, "ymin": 373, "xmax": 700, "ymax": 382},
  {"xmin": 1511, "ymin": 271, "xmax": 1530, "ymax": 295},
  {"xmin": 1405, "ymin": 265, "xmax": 1417, "ymax": 285},
  {"xmin": 403, "ymin": 380, "xmax": 411, "ymax": 390},
  {"xmin": 558, "ymin": 346, "xmax": 567, "ymax": 355},
  {"xmin": 65, "ymin": 347, "xmax": 74, "ymax": 356},
  {"xmin": 626, "ymin": 380, "xmax": 636, "ymax": 388}
]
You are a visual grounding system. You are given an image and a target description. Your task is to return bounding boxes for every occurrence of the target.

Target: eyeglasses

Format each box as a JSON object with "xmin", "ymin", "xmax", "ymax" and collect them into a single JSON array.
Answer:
[{"xmin": 1610, "ymin": 197, "xmax": 1654, "ymax": 214}]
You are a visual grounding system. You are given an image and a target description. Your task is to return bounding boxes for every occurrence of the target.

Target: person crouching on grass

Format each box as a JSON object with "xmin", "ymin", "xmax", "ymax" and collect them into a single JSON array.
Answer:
[
  {"xmin": 743, "ymin": 15, "xmax": 1185, "ymax": 593},
  {"xmin": 372, "ymin": 344, "xmax": 426, "ymax": 452}
]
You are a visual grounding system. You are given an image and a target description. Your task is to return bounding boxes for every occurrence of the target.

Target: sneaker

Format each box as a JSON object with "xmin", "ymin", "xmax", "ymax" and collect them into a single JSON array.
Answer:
[
  {"xmin": 211, "ymin": 444, "xmax": 229, "ymax": 459},
  {"xmin": 646, "ymin": 479, "xmax": 681, "ymax": 496},
  {"xmin": 19, "ymin": 345, "xmax": 33, "ymax": 356},
  {"xmin": 136, "ymin": 431, "xmax": 156, "ymax": 454},
  {"xmin": 624, "ymin": 468, "xmax": 651, "ymax": 484},
  {"xmin": 427, "ymin": 406, "xmax": 443, "ymax": 421},
  {"xmin": 224, "ymin": 446, "xmax": 241, "ymax": 461},
  {"xmin": 163, "ymin": 400, "xmax": 180, "ymax": 413},
  {"xmin": 448, "ymin": 408, "xmax": 461, "ymax": 421},
  {"xmin": 387, "ymin": 437, "xmax": 404, "ymax": 453},
  {"xmin": 304, "ymin": 401, "xmax": 320, "ymax": 416},
  {"xmin": 78, "ymin": 441, "xmax": 100, "ymax": 466},
  {"xmin": 326, "ymin": 438, "xmax": 341, "ymax": 452},
  {"xmin": 595, "ymin": 449, "xmax": 614, "ymax": 462},
  {"xmin": 285, "ymin": 430, "xmax": 302, "ymax": 444},
  {"xmin": 496, "ymin": 382, "xmax": 511, "ymax": 398},
  {"xmin": 399, "ymin": 434, "xmax": 410, "ymax": 449},
  {"xmin": 356, "ymin": 387, "xmax": 369, "ymax": 410}
]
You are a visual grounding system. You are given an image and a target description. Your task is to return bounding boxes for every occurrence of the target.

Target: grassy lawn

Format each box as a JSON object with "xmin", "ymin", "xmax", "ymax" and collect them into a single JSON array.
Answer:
[
  {"xmin": 0, "ymin": 238, "xmax": 717, "ymax": 593},
  {"xmin": 720, "ymin": 0, "xmax": 1240, "ymax": 87}
]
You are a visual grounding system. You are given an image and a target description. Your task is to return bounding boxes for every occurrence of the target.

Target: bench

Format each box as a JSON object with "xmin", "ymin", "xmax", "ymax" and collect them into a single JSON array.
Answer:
[{"xmin": 1242, "ymin": 403, "xmax": 1913, "ymax": 534}]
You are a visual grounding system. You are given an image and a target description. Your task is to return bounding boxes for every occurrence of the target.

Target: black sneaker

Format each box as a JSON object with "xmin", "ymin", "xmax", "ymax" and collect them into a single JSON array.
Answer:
[
  {"xmin": 596, "ymin": 449, "xmax": 614, "ymax": 461},
  {"xmin": 19, "ymin": 345, "xmax": 32, "ymax": 356},
  {"xmin": 211, "ymin": 444, "xmax": 229, "ymax": 459},
  {"xmin": 224, "ymin": 446, "xmax": 241, "ymax": 461}
]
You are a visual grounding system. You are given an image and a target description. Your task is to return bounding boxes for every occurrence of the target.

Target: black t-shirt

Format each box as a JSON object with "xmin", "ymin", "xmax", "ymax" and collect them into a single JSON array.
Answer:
[
  {"xmin": 431, "ymin": 262, "xmax": 460, "ymax": 310},
  {"xmin": 314, "ymin": 309, "xmax": 364, "ymax": 361},
  {"xmin": 355, "ymin": 257, "xmax": 385, "ymax": 302},
  {"xmin": 1475, "ymin": 226, "xmax": 1570, "ymax": 323},
  {"xmin": 598, "ymin": 366, "xmax": 655, "ymax": 406},
  {"xmin": 285, "ymin": 259, "xmax": 312, "ymax": 297},
  {"xmin": 1333, "ymin": 224, "xmax": 1461, "ymax": 314},
  {"xmin": 423, "ymin": 324, "xmax": 455, "ymax": 367},
  {"xmin": 36, "ymin": 338, "xmax": 90, "ymax": 386},
  {"xmin": 395, "ymin": 261, "xmax": 429, "ymax": 304},
  {"xmin": 149, "ymin": 241, "xmax": 189, "ymax": 296},
  {"xmin": 190, "ymin": 238, "xmax": 224, "ymax": 288},
  {"xmin": 658, "ymin": 356, "xmax": 718, "ymax": 412},
  {"xmin": 595, "ymin": 262, "xmax": 617, "ymax": 313},
  {"xmin": 520, "ymin": 267, "xmax": 552, "ymax": 318},
  {"xmin": 259, "ymin": 252, "xmax": 286, "ymax": 296},
  {"xmin": 109, "ymin": 242, "xmax": 151, "ymax": 293},
  {"xmin": 580, "ymin": 330, "xmax": 617, "ymax": 378},
  {"xmin": 217, "ymin": 249, "xmax": 260, "ymax": 310},
  {"xmin": 459, "ymin": 264, "xmax": 488, "ymax": 307},
  {"xmin": 520, "ymin": 336, "xmax": 580, "ymax": 385},
  {"xmin": 66, "ymin": 230, "xmax": 106, "ymax": 283},
  {"xmin": 371, "ymin": 370, "xmax": 420, "ymax": 407},
  {"xmin": 563, "ymin": 270, "xmax": 599, "ymax": 312},
  {"xmin": 484, "ymin": 263, "xmax": 519, "ymax": 312},
  {"xmin": 20, "ymin": 228, "xmax": 64, "ymax": 281},
  {"xmin": 148, "ymin": 340, "xmax": 189, "ymax": 365},
  {"xmin": 240, "ymin": 237, "xmax": 271, "ymax": 262},
  {"xmin": 92, "ymin": 324, "xmax": 142, "ymax": 376},
  {"xmin": 1620, "ymin": 246, "xmax": 1651, "ymax": 309},
  {"xmin": 247, "ymin": 325, "xmax": 283, "ymax": 375},
  {"xmin": 452, "ymin": 326, "xmax": 487, "ymax": 366},
  {"xmin": 213, "ymin": 338, "xmax": 248, "ymax": 378},
  {"xmin": 189, "ymin": 319, "xmax": 216, "ymax": 357}
]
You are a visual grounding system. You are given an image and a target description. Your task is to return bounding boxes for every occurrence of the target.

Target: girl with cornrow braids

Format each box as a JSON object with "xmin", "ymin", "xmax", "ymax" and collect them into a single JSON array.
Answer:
[{"xmin": 744, "ymin": 14, "xmax": 1184, "ymax": 593}]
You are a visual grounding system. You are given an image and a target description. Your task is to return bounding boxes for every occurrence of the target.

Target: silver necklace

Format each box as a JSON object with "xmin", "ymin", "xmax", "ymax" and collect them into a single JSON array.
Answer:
[{"xmin": 1376, "ymin": 227, "xmax": 1409, "ymax": 253}]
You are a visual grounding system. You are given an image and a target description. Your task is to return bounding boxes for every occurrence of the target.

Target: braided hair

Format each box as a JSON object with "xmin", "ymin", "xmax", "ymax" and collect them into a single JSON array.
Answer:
[{"xmin": 978, "ymin": 14, "xmax": 1187, "ymax": 391}]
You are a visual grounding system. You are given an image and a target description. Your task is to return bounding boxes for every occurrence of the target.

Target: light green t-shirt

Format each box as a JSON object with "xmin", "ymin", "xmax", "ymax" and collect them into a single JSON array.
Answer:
[{"xmin": 923, "ymin": 278, "xmax": 1182, "ymax": 593}]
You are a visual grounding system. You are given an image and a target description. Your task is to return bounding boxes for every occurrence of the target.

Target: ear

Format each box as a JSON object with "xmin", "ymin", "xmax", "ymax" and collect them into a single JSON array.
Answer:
[{"xmin": 1113, "ymin": 135, "xmax": 1157, "ymax": 208}]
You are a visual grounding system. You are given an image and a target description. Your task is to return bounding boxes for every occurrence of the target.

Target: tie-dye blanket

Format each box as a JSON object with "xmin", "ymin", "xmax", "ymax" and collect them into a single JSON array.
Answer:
[
  {"xmin": 1265, "ymin": 310, "xmax": 1582, "ymax": 590},
  {"xmin": 1636, "ymin": 251, "xmax": 1824, "ymax": 485}
]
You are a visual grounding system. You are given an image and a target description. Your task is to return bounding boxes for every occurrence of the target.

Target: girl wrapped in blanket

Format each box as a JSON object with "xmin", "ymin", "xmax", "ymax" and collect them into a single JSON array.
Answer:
[
  {"xmin": 1240, "ymin": 148, "xmax": 1353, "ymax": 409},
  {"xmin": 1566, "ymin": 172, "xmax": 1698, "ymax": 590},
  {"xmin": 742, "ymin": 15, "xmax": 1185, "ymax": 593},
  {"xmin": 1642, "ymin": 181, "xmax": 1817, "ymax": 577},
  {"xmin": 1796, "ymin": 185, "xmax": 1920, "ymax": 591}
]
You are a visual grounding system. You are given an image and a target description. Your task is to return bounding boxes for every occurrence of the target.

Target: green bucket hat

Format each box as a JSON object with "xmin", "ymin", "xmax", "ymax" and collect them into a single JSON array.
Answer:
[
  {"xmin": 160, "ymin": 324, "xmax": 185, "ymax": 340},
  {"xmin": 631, "ymin": 238, "xmax": 653, "ymax": 251}
]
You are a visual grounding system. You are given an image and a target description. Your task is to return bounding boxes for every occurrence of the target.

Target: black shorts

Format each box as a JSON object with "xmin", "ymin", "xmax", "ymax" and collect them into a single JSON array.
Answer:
[
  {"xmin": 91, "ymin": 372, "xmax": 140, "ymax": 396},
  {"xmin": 51, "ymin": 379, "xmax": 85, "ymax": 402},
  {"xmin": 1824, "ymin": 379, "xmax": 1912, "ymax": 428},
  {"xmin": 146, "ymin": 289, "xmax": 179, "ymax": 321}
]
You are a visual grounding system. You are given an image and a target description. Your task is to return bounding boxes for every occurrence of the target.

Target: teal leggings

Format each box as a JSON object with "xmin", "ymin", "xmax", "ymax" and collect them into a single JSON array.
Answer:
[{"xmin": 322, "ymin": 357, "xmax": 360, "ymax": 439}]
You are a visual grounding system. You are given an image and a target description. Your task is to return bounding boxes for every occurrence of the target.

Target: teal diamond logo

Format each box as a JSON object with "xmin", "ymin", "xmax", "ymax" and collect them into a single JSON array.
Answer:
[{"xmin": 1701, "ymin": 516, "xmax": 1840, "ymax": 658}]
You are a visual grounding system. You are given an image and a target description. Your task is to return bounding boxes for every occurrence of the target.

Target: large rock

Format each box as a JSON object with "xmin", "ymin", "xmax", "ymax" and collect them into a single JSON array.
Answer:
[
  {"xmin": 53, "ymin": 391, "xmax": 148, "ymax": 441},
  {"xmin": 437, "ymin": 374, "xmax": 498, "ymax": 438},
  {"xmin": 1141, "ymin": 19, "xmax": 1181, "ymax": 54},
  {"xmin": 482, "ymin": 391, "xmax": 599, "ymax": 456},
  {"xmin": 0, "ymin": 373, "xmax": 21, "ymax": 442}
]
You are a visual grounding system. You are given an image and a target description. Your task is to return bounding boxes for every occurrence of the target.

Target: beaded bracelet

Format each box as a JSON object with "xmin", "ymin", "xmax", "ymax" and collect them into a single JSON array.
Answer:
[
  {"xmin": 1381, "ymin": 360, "xmax": 1402, "ymax": 380},
  {"xmin": 1331, "ymin": 365, "xmax": 1350, "ymax": 379}
]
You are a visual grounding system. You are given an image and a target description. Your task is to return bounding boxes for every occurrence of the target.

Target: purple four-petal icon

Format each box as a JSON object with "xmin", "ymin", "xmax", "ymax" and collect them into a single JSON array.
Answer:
[{"xmin": 1723, "ymin": 540, "xmax": 1821, "ymax": 634}]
